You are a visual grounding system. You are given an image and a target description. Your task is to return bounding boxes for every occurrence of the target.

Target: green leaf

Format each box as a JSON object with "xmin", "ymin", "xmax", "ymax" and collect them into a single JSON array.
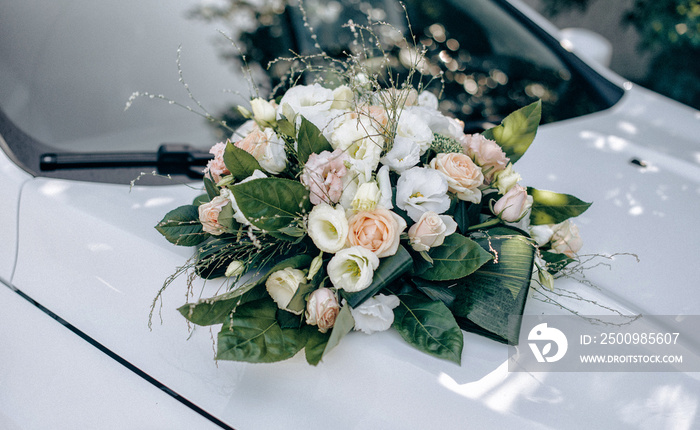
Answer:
[
  {"xmin": 223, "ymin": 140, "xmax": 262, "ymax": 180},
  {"xmin": 528, "ymin": 187, "xmax": 592, "ymax": 225},
  {"xmin": 304, "ymin": 327, "xmax": 331, "ymax": 366},
  {"xmin": 286, "ymin": 278, "xmax": 316, "ymax": 315},
  {"xmin": 276, "ymin": 116, "xmax": 296, "ymax": 139},
  {"xmin": 231, "ymin": 177, "xmax": 311, "ymax": 236},
  {"xmin": 177, "ymin": 284, "xmax": 265, "ymax": 326},
  {"xmin": 155, "ymin": 204, "xmax": 207, "ymax": 246},
  {"xmin": 217, "ymin": 298, "xmax": 308, "ymax": 363},
  {"xmin": 419, "ymin": 233, "xmax": 493, "ymax": 281},
  {"xmin": 216, "ymin": 202, "xmax": 238, "ymax": 231},
  {"xmin": 321, "ymin": 304, "xmax": 354, "ymax": 358},
  {"xmin": 193, "ymin": 194, "xmax": 210, "ymax": 206},
  {"xmin": 541, "ymin": 250, "xmax": 575, "ymax": 273},
  {"xmin": 452, "ymin": 227, "xmax": 536, "ymax": 344},
  {"xmin": 297, "ymin": 116, "xmax": 333, "ymax": 164},
  {"xmin": 482, "ymin": 100, "xmax": 541, "ymax": 164},
  {"xmin": 203, "ymin": 176, "xmax": 219, "ymax": 200},
  {"xmin": 393, "ymin": 292, "xmax": 464, "ymax": 364},
  {"xmin": 343, "ymin": 246, "xmax": 413, "ymax": 308}
]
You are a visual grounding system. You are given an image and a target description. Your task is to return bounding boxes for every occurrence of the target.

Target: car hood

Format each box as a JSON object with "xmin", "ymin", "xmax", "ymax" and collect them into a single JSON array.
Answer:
[{"xmin": 11, "ymin": 86, "xmax": 700, "ymax": 429}]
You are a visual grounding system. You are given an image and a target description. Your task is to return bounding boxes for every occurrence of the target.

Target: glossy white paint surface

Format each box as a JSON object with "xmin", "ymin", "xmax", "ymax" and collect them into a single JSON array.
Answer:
[
  {"xmin": 0, "ymin": 138, "xmax": 31, "ymax": 282},
  {"xmin": 0, "ymin": 283, "xmax": 223, "ymax": 430},
  {"xmin": 6, "ymin": 85, "xmax": 700, "ymax": 429}
]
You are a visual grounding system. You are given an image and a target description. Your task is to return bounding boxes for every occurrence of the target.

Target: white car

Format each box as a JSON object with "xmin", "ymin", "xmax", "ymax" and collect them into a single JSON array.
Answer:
[{"xmin": 2, "ymin": 0, "xmax": 699, "ymax": 429}]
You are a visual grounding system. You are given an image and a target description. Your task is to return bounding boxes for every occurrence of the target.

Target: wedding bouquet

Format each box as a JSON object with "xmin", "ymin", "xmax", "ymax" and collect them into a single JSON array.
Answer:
[{"xmin": 154, "ymin": 77, "xmax": 590, "ymax": 365}]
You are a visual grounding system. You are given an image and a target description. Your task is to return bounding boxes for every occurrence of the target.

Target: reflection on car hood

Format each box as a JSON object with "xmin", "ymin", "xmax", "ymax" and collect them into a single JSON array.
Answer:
[{"xmin": 12, "ymin": 86, "xmax": 700, "ymax": 429}]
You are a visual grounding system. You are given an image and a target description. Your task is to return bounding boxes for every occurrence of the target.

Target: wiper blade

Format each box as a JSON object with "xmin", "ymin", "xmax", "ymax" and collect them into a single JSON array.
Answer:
[{"xmin": 39, "ymin": 144, "xmax": 213, "ymax": 179}]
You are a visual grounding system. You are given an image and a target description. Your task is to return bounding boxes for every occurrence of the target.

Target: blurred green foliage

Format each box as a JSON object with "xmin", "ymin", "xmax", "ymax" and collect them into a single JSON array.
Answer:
[{"xmin": 540, "ymin": 0, "xmax": 700, "ymax": 109}]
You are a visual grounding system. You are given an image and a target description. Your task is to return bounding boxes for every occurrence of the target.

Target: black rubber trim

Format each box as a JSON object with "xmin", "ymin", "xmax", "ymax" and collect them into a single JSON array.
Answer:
[{"xmin": 7, "ymin": 285, "xmax": 236, "ymax": 430}]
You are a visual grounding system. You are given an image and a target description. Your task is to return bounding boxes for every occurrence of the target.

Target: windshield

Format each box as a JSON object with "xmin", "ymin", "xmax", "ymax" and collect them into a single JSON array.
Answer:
[{"xmin": 0, "ymin": 0, "xmax": 621, "ymax": 181}]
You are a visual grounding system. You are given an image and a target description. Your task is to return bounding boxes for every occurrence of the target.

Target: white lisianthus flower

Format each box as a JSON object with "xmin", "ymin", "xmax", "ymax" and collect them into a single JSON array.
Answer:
[
  {"xmin": 265, "ymin": 267, "xmax": 306, "ymax": 315},
  {"xmin": 234, "ymin": 127, "xmax": 287, "ymax": 175},
  {"xmin": 380, "ymin": 136, "xmax": 421, "ymax": 173},
  {"xmin": 331, "ymin": 85, "xmax": 354, "ymax": 110},
  {"xmin": 350, "ymin": 294, "xmax": 400, "ymax": 334},
  {"xmin": 396, "ymin": 167, "xmax": 451, "ymax": 222},
  {"xmin": 330, "ymin": 112, "xmax": 384, "ymax": 179},
  {"xmin": 376, "ymin": 165, "xmax": 393, "ymax": 210},
  {"xmin": 327, "ymin": 246, "xmax": 379, "ymax": 292},
  {"xmin": 417, "ymin": 91, "xmax": 439, "ymax": 109},
  {"xmin": 224, "ymin": 260, "xmax": 245, "ymax": 278},
  {"xmin": 493, "ymin": 163, "xmax": 522, "ymax": 195},
  {"xmin": 307, "ymin": 203, "xmax": 349, "ymax": 253},
  {"xmin": 406, "ymin": 105, "xmax": 465, "ymax": 140},
  {"xmin": 529, "ymin": 224, "xmax": 554, "ymax": 247},
  {"xmin": 396, "ymin": 110, "xmax": 433, "ymax": 154},
  {"xmin": 408, "ymin": 211, "xmax": 458, "ymax": 252},
  {"xmin": 250, "ymin": 98, "xmax": 277, "ymax": 126},
  {"xmin": 228, "ymin": 170, "xmax": 267, "ymax": 227},
  {"xmin": 277, "ymin": 83, "xmax": 334, "ymax": 121},
  {"xmin": 351, "ymin": 181, "xmax": 381, "ymax": 212}
]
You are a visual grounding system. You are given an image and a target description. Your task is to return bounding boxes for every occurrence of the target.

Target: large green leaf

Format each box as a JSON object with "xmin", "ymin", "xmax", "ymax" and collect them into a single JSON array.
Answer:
[
  {"xmin": 177, "ymin": 284, "xmax": 266, "ymax": 326},
  {"xmin": 452, "ymin": 227, "xmax": 536, "ymax": 344},
  {"xmin": 393, "ymin": 292, "xmax": 464, "ymax": 364},
  {"xmin": 155, "ymin": 204, "xmax": 207, "ymax": 246},
  {"xmin": 231, "ymin": 177, "xmax": 311, "ymax": 236},
  {"xmin": 304, "ymin": 327, "xmax": 331, "ymax": 366},
  {"xmin": 528, "ymin": 187, "xmax": 592, "ymax": 225},
  {"xmin": 343, "ymin": 246, "xmax": 413, "ymax": 308},
  {"xmin": 217, "ymin": 298, "xmax": 308, "ymax": 363},
  {"xmin": 297, "ymin": 116, "xmax": 333, "ymax": 164},
  {"xmin": 482, "ymin": 100, "xmax": 541, "ymax": 164},
  {"xmin": 418, "ymin": 233, "xmax": 493, "ymax": 281},
  {"xmin": 223, "ymin": 140, "xmax": 262, "ymax": 180}
]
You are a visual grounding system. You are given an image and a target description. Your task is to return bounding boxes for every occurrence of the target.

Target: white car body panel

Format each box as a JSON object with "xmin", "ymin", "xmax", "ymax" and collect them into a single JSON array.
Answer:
[
  {"xmin": 2, "ymin": 0, "xmax": 700, "ymax": 428},
  {"xmin": 6, "ymin": 84, "xmax": 700, "ymax": 429}
]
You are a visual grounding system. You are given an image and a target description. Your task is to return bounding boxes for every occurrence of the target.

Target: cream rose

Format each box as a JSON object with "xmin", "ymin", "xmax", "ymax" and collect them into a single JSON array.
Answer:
[
  {"xmin": 462, "ymin": 133, "xmax": 509, "ymax": 180},
  {"xmin": 327, "ymin": 246, "xmax": 379, "ymax": 292},
  {"xmin": 347, "ymin": 209, "xmax": 407, "ymax": 258},
  {"xmin": 549, "ymin": 220, "xmax": 583, "ymax": 258},
  {"xmin": 429, "ymin": 152, "xmax": 484, "ymax": 203},
  {"xmin": 235, "ymin": 127, "xmax": 287, "ymax": 175},
  {"xmin": 265, "ymin": 267, "xmax": 306, "ymax": 314},
  {"xmin": 250, "ymin": 97, "xmax": 277, "ymax": 126},
  {"xmin": 198, "ymin": 195, "xmax": 230, "ymax": 235},
  {"xmin": 407, "ymin": 211, "xmax": 458, "ymax": 252},
  {"xmin": 350, "ymin": 294, "xmax": 400, "ymax": 334},
  {"xmin": 307, "ymin": 203, "xmax": 349, "ymax": 253},
  {"xmin": 493, "ymin": 184, "xmax": 531, "ymax": 222},
  {"xmin": 305, "ymin": 288, "xmax": 340, "ymax": 333}
]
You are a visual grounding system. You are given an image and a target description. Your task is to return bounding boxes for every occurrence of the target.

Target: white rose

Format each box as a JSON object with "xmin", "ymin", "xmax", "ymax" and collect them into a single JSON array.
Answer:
[
  {"xmin": 407, "ymin": 211, "xmax": 458, "ymax": 252},
  {"xmin": 350, "ymin": 294, "xmax": 400, "ymax": 334},
  {"xmin": 327, "ymin": 246, "xmax": 379, "ymax": 292},
  {"xmin": 265, "ymin": 267, "xmax": 306, "ymax": 314},
  {"xmin": 307, "ymin": 203, "xmax": 349, "ymax": 253},
  {"xmin": 549, "ymin": 220, "xmax": 583, "ymax": 258},
  {"xmin": 305, "ymin": 288, "xmax": 340, "ymax": 333},
  {"xmin": 396, "ymin": 167, "xmax": 451, "ymax": 222}
]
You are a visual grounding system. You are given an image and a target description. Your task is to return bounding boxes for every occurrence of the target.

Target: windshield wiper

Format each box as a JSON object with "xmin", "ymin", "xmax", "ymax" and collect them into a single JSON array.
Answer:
[{"xmin": 39, "ymin": 144, "xmax": 213, "ymax": 179}]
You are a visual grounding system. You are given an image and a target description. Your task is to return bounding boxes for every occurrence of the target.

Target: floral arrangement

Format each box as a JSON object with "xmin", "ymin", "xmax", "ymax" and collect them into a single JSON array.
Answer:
[{"xmin": 154, "ymin": 75, "xmax": 591, "ymax": 365}]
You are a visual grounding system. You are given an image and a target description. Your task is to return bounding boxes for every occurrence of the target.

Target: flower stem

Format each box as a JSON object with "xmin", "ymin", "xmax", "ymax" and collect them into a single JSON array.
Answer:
[{"xmin": 467, "ymin": 218, "xmax": 501, "ymax": 232}]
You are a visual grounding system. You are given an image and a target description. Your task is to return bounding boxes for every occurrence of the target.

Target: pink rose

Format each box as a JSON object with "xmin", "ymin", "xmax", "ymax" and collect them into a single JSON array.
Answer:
[
  {"xmin": 429, "ymin": 152, "xmax": 484, "ymax": 203},
  {"xmin": 493, "ymin": 184, "xmax": 531, "ymax": 222},
  {"xmin": 203, "ymin": 142, "xmax": 229, "ymax": 183},
  {"xmin": 550, "ymin": 220, "xmax": 583, "ymax": 258},
  {"xmin": 347, "ymin": 208, "xmax": 407, "ymax": 258},
  {"xmin": 461, "ymin": 133, "xmax": 509, "ymax": 181},
  {"xmin": 300, "ymin": 149, "xmax": 348, "ymax": 205},
  {"xmin": 407, "ymin": 211, "xmax": 458, "ymax": 252},
  {"xmin": 198, "ymin": 195, "xmax": 230, "ymax": 235},
  {"xmin": 305, "ymin": 288, "xmax": 340, "ymax": 333}
]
